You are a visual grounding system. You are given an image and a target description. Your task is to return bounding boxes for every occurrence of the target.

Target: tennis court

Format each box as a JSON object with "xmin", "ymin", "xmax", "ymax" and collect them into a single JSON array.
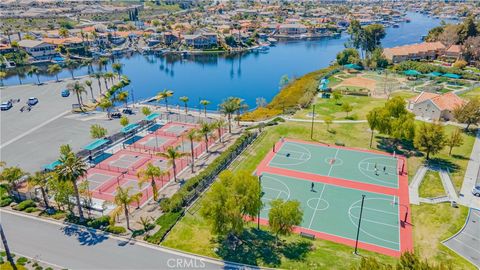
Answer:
[
  {"xmin": 95, "ymin": 150, "xmax": 151, "ymax": 174},
  {"xmin": 269, "ymin": 140, "xmax": 403, "ymax": 188},
  {"xmin": 82, "ymin": 168, "xmax": 123, "ymax": 192},
  {"xmin": 256, "ymin": 138, "xmax": 412, "ymax": 257},
  {"xmin": 135, "ymin": 134, "xmax": 177, "ymax": 150},
  {"xmin": 156, "ymin": 122, "xmax": 196, "ymax": 136},
  {"xmin": 260, "ymin": 173, "xmax": 401, "ymax": 252}
]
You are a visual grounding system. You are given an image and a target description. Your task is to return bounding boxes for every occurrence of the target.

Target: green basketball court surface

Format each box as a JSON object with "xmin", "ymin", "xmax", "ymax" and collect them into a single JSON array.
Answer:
[{"xmin": 256, "ymin": 139, "xmax": 412, "ymax": 257}]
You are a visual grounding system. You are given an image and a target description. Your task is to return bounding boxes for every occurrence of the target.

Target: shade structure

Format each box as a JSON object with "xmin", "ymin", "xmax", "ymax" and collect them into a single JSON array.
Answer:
[
  {"xmin": 344, "ymin": 63, "xmax": 362, "ymax": 70},
  {"xmin": 404, "ymin": 69, "xmax": 422, "ymax": 76},
  {"xmin": 84, "ymin": 138, "xmax": 109, "ymax": 151},
  {"xmin": 43, "ymin": 160, "xmax": 62, "ymax": 171},
  {"xmin": 442, "ymin": 73, "xmax": 461, "ymax": 79},
  {"xmin": 426, "ymin": 72, "xmax": 443, "ymax": 77},
  {"xmin": 145, "ymin": 112, "xmax": 160, "ymax": 121},
  {"xmin": 121, "ymin": 123, "xmax": 140, "ymax": 133}
]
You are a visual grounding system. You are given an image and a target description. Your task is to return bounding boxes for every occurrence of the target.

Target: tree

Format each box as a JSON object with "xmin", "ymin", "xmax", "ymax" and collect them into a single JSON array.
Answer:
[
  {"xmin": 59, "ymin": 27, "xmax": 69, "ymax": 38},
  {"xmin": 27, "ymin": 172, "xmax": 51, "ymax": 209},
  {"xmin": 85, "ymin": 79, "xmax": 95, "ymax": 101},
  {"xmin": 452, "ymin": 60, "xmax": 468, "ymax": 69},
  {"xmin": 91, "ymin": 73, "xmax": 103, "ymax": 95},
  {"xmin": 156, "ymin": 89, "xmax": 174, "ymax": 111},
  {"xmin": 198, "ymin": 121, "xmax": 214, "ymax": 153},
  {"xmin": 112, "ymin": 62, "xmax": 123, "ymax": 79},
  {"xmin": 0, "ymin": 166, "xmax": 25, "ymax": 194},
  {"xmin": 458, "ymin": 15, "xmax": 478, "ymax": 43},
  {"xmin": 55, "ymin": 144, "xmax": 88, "ymax": 221},
  {"xmin": 367, "ymin": 48, "xmax": 388, "ymax": 70},
  {"xmin": 212, "ymin": 118, "xmax": 226, "ymax": 143},
  {"xmin": 97, "ymin": 97, "xmax": 113, "ymax": 119},
  {"xmin": 67, "ymin": 81, "xmax": 87, "ymax": 112},
  {"xmin": 28, "ymin": 66, "xmax": 41, "ymax": 85},
  {"xmin": 111, "ymin": 186, "xmax": 142, "ymax": 230},
  {"xmin": 336, "ymin": 48, "xmax": 360, "ymax": 65},
  {"xmin": 414, "ymin": 123, "xmax": 446, "ymax": 160},
  {"xmin": 185, "ymin": 129, "xmax": 202, "ymax": 173},
  {"xmin": 179, "ymin": 96, "xmax": 189, "ymax": 113},
  {"xmin": 279, "ymin": 74, "xmax": 290, "ymax": 88},
  {"xmin": 0, "ymin": 223, "xmax": 16, "ymax": 270},
  {"xmin": 120, "ymin": 116, "xmax": 129, "ymax": 127},
  {"xmin": 90, "ymin": 124, "xmax": 107, "ymax": 139},
  {"xmin": 138, "ymin": 107, "xmax": 150, "ymax": 118},
  {"xmin": 347, "ymin": 19, "xmax": 364, "ymax": 55},
  {"xmin": 362, "ymin": 24, "xmax": 386, "ymax": 55},
  {"xmin": 453, "ymin": 98, "xmax": 480, "ymax": 130},
  {"xmin": 98, "ymin": 57, "xmax": 109, "ymax": 72},
  {"xmin": 332, "ymin": 91, "xmax": 342, "ymax": 105},
  {"xmin": 390, "ymin": 113, "xmax": 416, "ymax": 142},
  {"xmin": 446, "ymin": 128, "xmax": 464, "ymax": 156},
  {"xmin": 137, "ymin": 163, "xmax": 167, "ymax": 201},
  {"xmin": 367, "ymin": 108, "xmax": 381, "ymax": 148},
  {"xmin": 0, "ymin": 71, "xmax": 5, "ymax": 86},
  {"xmin": 117, "ymin": 91, "xmax": 129, "ymax": 107},
  {"xmin": 463, "ymin": 36, "xmax": 480, "ymax": 62},
  {"xmin": 268, "ymin": 199, "xmax": 303, "ymax": 240},
  {"xmin": 200, "ymin": 99, "xmax": 210, "ymax": 117},
  {"xmin": 342, "ymin": 102, "xmax": 353, "ymax": 118},
  {"xmin": 47, "ymin": 64, "xmax": 61, "ymax": 82},
  {"xmin": 220, "ymin": 97, "xmax": 239, "ymax": 133},
  {"xmin": 200, "ymin": 170, "xmax": 262, "ymax": 236},
  {"xmin": 65, "ymin": 59, "xmax": 77, "ymax": 79},
  {"xmin": 324, "ymin": 115, "xmax": 333, "ymax": 132},
  {"xmin": 156, "ymin": 147, "xmax": 187, "ymax": 182}
]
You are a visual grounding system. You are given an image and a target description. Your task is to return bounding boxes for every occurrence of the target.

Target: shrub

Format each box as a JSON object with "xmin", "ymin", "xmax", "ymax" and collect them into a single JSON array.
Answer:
[
  {"xmin": 105, "ymin": 225, "xmax": 126, "ymax": 234},
  {"xmin": 145, "ymin": 211, "xmax": 183, "ymax": 244},
  {"xmin": 0, "ymin": 198, "xmax": 13, "ymax": 207},
  {"xmin": 13, "ymin": 200, "xmax": 36, "ymax": 211},
  {"xmin": 24, "ymin": 207, "xmax": 38, "ymax": 213},
  {"xmin": 87, "ymin": 216, "xmax": 110, "ymax": 229},
  {"xmin": 16, "ymin": 257, "xmax": 28, "ymax": 265}
]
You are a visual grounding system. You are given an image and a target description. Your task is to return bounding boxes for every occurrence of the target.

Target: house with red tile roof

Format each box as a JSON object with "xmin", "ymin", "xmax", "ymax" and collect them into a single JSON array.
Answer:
[
  {"xmin": 383, "ymin": 42, "xmax": 446, "ymax": 63},
  {"xmin": 408, "ymin": 91, "xmax": 465, "ymax": 121}
]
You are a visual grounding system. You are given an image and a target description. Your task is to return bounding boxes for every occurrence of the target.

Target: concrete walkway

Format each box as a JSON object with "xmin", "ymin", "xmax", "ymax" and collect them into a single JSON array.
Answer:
[
  {"xmin": 409, "ymin": 165, "xmax": 427, "ymax": 205},
  {"xmin": 439, "ymin": 169, "xmax": 460, "ymax": 203},
  {"xmin": 459, "ymin": 129, "xmax": 480, "ymax": 210}
]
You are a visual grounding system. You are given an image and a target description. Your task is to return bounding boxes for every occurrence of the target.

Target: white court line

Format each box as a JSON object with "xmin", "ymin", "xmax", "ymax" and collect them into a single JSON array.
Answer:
[
  {"xmin": 308, "ymin": 184, "xmax": 327, "ymax": 229},
  {"xmin": 351, "ymin": 206, "xmax": 398, "ymax": 216},
  {"xmin": 327, "ymin": 149, "xmax": 340, "ymax": 177}
]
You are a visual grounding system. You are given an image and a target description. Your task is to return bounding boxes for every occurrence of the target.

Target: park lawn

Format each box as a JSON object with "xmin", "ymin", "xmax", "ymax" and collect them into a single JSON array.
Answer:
[
  {"xmin": 459, "ymin": 87, "xmax": 480, "ymax": 99},
  {"xmin": 418, "ymin": 171, "xmax": 445, "ymax": 198},
  {"xmin": 163, "ymin": 121, "xmax": 476, "ymax": 269}
]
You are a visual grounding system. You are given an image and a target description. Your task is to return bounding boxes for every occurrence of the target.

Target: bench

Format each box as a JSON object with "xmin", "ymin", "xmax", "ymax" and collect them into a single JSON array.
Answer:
[{"xmin": 300, "ymin": 232, "xmax": 315, "ymax": 240}]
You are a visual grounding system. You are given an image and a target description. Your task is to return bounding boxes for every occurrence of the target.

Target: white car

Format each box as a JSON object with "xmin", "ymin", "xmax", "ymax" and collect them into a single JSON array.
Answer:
[{"xmin": 472, "ymin": 185, "xmax": 480, "ymax": 197}]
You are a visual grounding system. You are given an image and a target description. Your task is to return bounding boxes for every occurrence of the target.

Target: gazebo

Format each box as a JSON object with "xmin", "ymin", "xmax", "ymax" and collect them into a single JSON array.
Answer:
[
  {"xmin": 344, "ymin": 63, "xmax": 363, "ymax": 70},
  {"xmin": 426, "ymin": 71, "xmax": 443, "ymax": 77},
  {"xmin": 442, "ymin": 73, "xmax": 461, "ymax": 79},
  {"xmin": 403, "ymin": 69, "xmax": 422, "ymax": 76}
]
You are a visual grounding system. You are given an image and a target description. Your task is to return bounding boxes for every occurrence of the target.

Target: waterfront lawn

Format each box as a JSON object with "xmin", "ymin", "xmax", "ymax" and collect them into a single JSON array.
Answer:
[
  {"xmin": 163, "ymin": 122, "xmax": 476, "ymax": 269},
  {"xmin": 418, "ymin": 171, "xmax": 445, "ymax": 198}
]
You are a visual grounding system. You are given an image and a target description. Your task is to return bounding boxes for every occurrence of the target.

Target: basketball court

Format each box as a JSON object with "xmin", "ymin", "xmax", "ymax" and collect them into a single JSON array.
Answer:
[{"xmin": 256, "ymin": 138, "xmax": 412, "ymax": 257}]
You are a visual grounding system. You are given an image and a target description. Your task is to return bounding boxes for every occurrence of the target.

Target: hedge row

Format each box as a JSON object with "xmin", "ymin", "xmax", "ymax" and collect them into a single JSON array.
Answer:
[
  {"xmin": 144, "ymin": 211, "xmax": 183, "ymax": 244},
  {"xmin": 242, "ymin": 65, "xmax": 339, "ymax": 121},
  {"xmin": 160, "ymin": 131, "xmax": 257, "ymax": 213},
  {"xmin": 393, "ymin": 61, "xmax": 480, "ymax": 81}
]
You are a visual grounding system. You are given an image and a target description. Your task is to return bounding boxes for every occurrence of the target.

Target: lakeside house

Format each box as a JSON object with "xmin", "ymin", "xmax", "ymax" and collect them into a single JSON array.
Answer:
[
  {"xmin": 277, "ymin": 23, "xmax": 308, "ymax": 36},
  {"xmin": 42, "ymin": 37, "xmax": 85, "ymax": 50},
  {"xmin": 17, "ymin": 40, "xmax": 56, "ymax": 59},
  {"xmin": 183, "ymin": 29, "xmax": 218, "ymax": 49},
  {"xmin": 408, "ymin": 91, "xmax": 465, "ymax": 121},
  {"xmin": 383, "ymin": 42, "xmax": 447, "ymax": 63}
]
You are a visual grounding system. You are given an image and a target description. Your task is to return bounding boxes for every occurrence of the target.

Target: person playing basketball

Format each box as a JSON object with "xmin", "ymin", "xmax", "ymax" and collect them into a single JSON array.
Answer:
[{"xmin": 311, "ymin": 182, "xmax": 315, "ymax": 191}]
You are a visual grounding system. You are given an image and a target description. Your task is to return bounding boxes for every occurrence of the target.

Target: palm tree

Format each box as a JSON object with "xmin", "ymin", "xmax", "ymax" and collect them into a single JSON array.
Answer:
[
  {"xmin": 112, "ymin": 62, "xmax": 123, "ymax": 79},
  {"xmin": 198, "ymin": 121, "xmax": 214, "ymax": 153},
  {"xmin": 65, "ymin": 59, "xmax": 77, "ymax": 79},
  {"xmin": 185, "ymin": 129, "xmax": 201, "ymax": 172},
  {"xmin": 27, "ymin": 172, "xmax": 51, "ymax": 209},
  {"xmin": 98, "ymin": 57, "xmax": 109, "ymax": 72},
  {"xmin": 0, "ymin": 224, "xmax": 16, "ymax": 270},
  {"xmin": 55, "ymin": 144, "xmax": 88, "ymax": 222},
  {"xmin": 212, "ymin": 118, "xmax": 226, "ymax": 143},
  {"xmin": 82, "ymin": 58, "xmax": 94, "ymax": 74},
  {"xmin": 157, "ymin": 147, "xmax": 187, "ymax": 182},
  {"xmin": 156, "ymin": 89, "xmax": 174, "ymax": 111},
  {"xmin": 232, "ymin": 97, "xmax": 248, "ymax": 125},
  {"xmin": 67, "ymin": 81, "xmax": 87, "ymax": 112},
  {"xmin": 91, "ymin": 72, "xmax": 103, "ymax": 95},
  {"xmin": 84, "ymin": 80, "xmax": 95, "ymax": 101},
  {"xmin": 179, "ymin": 96, "xmax": 189, "ymax": 113},
  {"xmin": 219, "ymin": 97, "xmax": 238, "ymax": 133},
  {"xmin": 47, "ymin": 64, "xmax": 61, "ymax": 82},
  {"xmin": 97, "ymin": 97, "xmax": 113, "ymax": 119},
  {"xmin": 137, "ymin": 163, "xmax": 166, "ymax": 201},
  {"xmin": 103, "ymin": 72, "xmax": 114, "ymax": 89},
  {"xmin": 0, "ymin": 71, "xmax": 6, "ymax": 87},
  {"xmin": 111, "ymin": 186, "xmax": 142, "ymax": 230},
  {"xmin": 0, "ymin": 166, "xmax": 25, "ymax": 194},
  {"xmin": 199, "ymin": 99, "xmax": 210, "ymax": 117},
  {"xmin": 28, "ymin": 66, "xmax": 41, "ymax": 85},
  {"xmin": 117, "ymin": 91, "xmax": 129, "ymax": 107},
  {"xmin": 59, "ymin": 27, "xmax": 69, "ymax": 38}
]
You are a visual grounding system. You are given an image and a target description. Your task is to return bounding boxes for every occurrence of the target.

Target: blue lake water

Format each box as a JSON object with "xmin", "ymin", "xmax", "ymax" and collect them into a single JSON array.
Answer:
[{"xmin": 3, "ymin": 12, "xmax": 453, "ymax": 109}]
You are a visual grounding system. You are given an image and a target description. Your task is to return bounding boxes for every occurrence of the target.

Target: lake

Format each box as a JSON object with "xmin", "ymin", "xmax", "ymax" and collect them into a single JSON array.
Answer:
[{"xmin": 3, "ymin": 12, "xmax": 453, "ymax": 110}]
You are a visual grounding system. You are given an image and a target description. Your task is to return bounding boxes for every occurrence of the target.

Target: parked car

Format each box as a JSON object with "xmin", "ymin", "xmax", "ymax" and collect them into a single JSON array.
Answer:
[
  {"xmin": 472, "ymin": 185, "xmax": 480, "ymax": 197},
  {"xmin": 0, "ymin": 101, "xmax": 13, "ymax": 111},
  {"xmin": 61, "ymin": 90, "xmax": 70, "ymax": 97},
  {"xmin": 27, "ymin": 97, "xmax": 38, "ymax": 106},
  {"xmin": 111, "ymin": 112, "xmax": 122, "ymax": 118},
  {"xmin": 122, "ymin": 108, "xmax": 133, "ymax": 115}
]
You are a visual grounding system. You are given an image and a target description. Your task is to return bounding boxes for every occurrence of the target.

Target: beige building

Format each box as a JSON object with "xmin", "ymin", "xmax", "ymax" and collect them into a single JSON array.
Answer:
[
  {"xmin": 408, "ymin": 92, "xmax": 465, "ymax": 121},
  {"xmin": 383, "ymin": 42, "xmax": 446, "ymax": 63},
  {"xmin": 17, "ymin": 40, "xmax": 56, "ymax": 59}
]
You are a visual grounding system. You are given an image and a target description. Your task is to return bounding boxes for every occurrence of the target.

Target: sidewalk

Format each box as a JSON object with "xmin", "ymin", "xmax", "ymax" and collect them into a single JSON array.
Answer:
[{"xmin": 459, "ymin": 129, "xmax": 480, "ymax": 210}]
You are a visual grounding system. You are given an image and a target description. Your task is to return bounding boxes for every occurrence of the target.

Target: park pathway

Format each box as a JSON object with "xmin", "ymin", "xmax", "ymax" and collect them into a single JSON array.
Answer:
[{"xmin": 459, "ymin": 129, "xmax": 480, "ymax": 210}]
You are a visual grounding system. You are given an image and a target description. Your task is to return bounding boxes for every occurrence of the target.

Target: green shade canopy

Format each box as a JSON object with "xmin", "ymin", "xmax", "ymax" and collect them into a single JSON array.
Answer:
[
  {"xmin": 145, "ymin": 112, "xmax": 160, "ymax": 121},
  {"xmin": 43, "ymin": 160, "xmax": 62, "ymax": 171},
  {"xmin": 442, "ymin": 73, "xmax": 461, "ymax": 79},
  {"xmin": 344, "ymin": 63, "xmax": 362, "ymax": 70},
  {"xmin": 404, "ymin": 69, "xmax": 422, "ymax": 76},
  {"xmin": 121, "ymin": 123, "xmax": 139, "ymax": 133},
  {"xmin": 427, "ymin": 72, "xmax": 443, "ymax": 77},
  {"xmin": 84, "ymin": 138, "xmax": 109, "ymax": 151}
]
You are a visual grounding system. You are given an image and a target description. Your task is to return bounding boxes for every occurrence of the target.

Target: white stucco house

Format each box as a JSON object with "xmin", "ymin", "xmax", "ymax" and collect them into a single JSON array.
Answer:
[{"xmin": 408, "ymin": 92, "xmax": 465, "ymax": 121}]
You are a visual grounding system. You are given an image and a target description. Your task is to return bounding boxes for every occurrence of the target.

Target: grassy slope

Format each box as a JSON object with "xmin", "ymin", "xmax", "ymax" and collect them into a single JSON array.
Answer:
[
  {"xmin": 418, "ymin": 171, "xmax": 445, "ymax": 198},
  {"xmin": 459, "ymin": 87, "xmax": 480, "ymax": 99},
  {"xmin": 163, "ymin": 121, "xmax": 476, "ymax": 269}
]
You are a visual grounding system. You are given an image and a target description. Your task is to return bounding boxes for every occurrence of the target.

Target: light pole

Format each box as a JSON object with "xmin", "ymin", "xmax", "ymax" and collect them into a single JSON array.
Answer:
[{"xmin": 354, "ymin": 194, "xmax": 366, "ymax": 255}]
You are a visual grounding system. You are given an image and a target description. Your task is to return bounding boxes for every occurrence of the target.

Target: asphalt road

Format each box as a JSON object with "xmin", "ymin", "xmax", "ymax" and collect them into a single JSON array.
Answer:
[
  {"xmin": 443, "ymin": 208, "xmax": 480, "ymax": 268},
  {"xmin": 0, "ymin": 210, "xmax": 250, "ymax": 270}
]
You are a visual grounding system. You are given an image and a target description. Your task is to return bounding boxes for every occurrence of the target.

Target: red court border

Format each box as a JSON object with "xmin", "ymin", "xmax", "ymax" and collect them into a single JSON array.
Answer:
[{"xmin": 255, "ymin": 138, "xmax": 413, "ymax": 257}]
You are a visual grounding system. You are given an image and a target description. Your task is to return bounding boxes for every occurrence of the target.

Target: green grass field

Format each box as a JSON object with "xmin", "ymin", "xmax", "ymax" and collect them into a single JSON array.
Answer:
[
  {"xmin": 418, "ymin": 171, "xmax": 445, "ymax": 198},
  {"xmin": 459, "ymin": 87, "xmax": 480, "ymax": 99},
  {"xmin": 162, "ymin": 121, "xmax": 476, "ymax": 269}
]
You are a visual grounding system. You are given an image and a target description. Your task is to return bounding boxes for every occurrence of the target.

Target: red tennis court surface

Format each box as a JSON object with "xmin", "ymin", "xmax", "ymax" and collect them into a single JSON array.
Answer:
[{"xmin": 254, "ymin": 138, "xmax": 412, "ymax": 257}]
